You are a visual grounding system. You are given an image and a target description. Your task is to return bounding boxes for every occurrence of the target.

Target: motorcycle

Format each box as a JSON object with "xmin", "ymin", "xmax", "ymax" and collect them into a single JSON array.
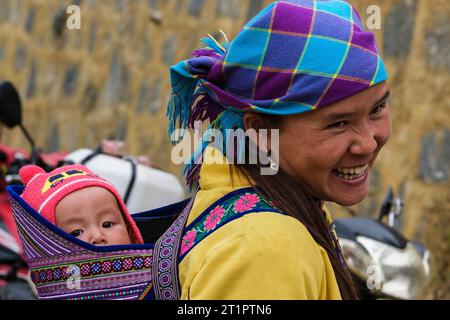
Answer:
[{"xmin": 334, "ymin": 188, "xmax": 433, "ymax": 299}]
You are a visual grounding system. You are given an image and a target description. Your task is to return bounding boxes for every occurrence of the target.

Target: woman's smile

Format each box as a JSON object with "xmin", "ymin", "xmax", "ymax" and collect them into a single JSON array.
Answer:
[{"xmin": 332, "ymin": 163, "xmax": 369, "ymax": 182}]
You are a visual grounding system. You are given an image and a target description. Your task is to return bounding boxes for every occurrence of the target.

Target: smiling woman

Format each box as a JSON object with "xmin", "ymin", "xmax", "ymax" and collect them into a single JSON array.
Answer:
[{"xmin": 166, "ymin": 0, "xmax": 389, "ymax": 300}]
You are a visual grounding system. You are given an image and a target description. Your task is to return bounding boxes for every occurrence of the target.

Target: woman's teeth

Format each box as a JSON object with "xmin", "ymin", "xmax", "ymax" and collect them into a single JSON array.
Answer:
[{"xmin": 333, "ymin": 164, "xmax": 368, "ymax": 180}]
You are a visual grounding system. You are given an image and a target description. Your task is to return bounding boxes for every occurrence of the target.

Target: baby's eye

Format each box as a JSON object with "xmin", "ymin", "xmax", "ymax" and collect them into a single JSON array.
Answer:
[
  {"xmin": 70, "ymin": 230, "xmax": 83, "ymax": 237},
  {"xmin": 102, "ymin": 221, "xmax": 114, "ymax": 228}
]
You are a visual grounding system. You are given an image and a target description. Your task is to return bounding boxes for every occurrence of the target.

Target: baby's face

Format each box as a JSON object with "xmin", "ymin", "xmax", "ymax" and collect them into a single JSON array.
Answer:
[{"xmin": 55, "ymin": 187, "xmax": 132, "ymax": 246}]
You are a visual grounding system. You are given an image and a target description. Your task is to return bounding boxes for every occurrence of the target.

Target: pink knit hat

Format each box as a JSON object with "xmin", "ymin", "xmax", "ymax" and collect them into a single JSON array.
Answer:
[{"xmin": 19, "ymin": 164, "xmax": 144, "ymax": 244}]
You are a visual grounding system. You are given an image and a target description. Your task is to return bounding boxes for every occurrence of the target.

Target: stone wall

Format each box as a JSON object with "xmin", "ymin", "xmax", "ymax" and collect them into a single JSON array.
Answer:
[
  {"xmin": 0, "ymin": 0, "xmax": 269, "ymax": 171},
  {"xmin": 0, "ymin": 0, "xmax": 449, "ymax": 297}
]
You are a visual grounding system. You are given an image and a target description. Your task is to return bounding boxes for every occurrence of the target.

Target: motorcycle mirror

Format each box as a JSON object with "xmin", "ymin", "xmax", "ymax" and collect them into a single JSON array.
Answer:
[
  {"xmin": 0, "ymin": 81, "xmax": 22, "ymax": 128},
  {"xmin": 378, "ymin": 186, "xmax": 393, "ymax": 221},
  {"xmin": 0, "ymin": 80, "xmax": 36, "ymax": 157}
]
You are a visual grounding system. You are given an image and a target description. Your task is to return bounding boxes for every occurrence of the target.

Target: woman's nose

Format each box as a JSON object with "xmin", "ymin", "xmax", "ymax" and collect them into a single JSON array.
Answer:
[{"xmin": 349, "ymin": 124, "xmax": 378, "ymax": 156}]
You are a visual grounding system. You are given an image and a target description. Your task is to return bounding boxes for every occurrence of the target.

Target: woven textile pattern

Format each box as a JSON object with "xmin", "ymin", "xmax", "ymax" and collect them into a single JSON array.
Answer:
[{"xmin": 8, "ymin": 188, "xmax": 154, "ymax": 300}]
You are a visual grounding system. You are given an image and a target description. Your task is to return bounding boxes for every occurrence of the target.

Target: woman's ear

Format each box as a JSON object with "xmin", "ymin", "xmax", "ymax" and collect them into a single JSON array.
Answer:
[
  {"xmin": 243, "ymin": 112, "xmax": 266, "ymax": 131},
  {"xmin": 243, "ymin": 113, "xmax": 275, "ymax": 154}
]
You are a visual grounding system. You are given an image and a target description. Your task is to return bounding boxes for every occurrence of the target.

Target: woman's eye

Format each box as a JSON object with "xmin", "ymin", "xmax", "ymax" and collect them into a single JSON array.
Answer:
[
  {"xmin": 327, "ymin": 121, "xmax": 347, "ymax": 129},
  {"xmin": 102, "ymin": 221, "xmax": 113, "ymax": 228},
  {"xmin": 70, "ymin": 230, "xmax": 82, "ymax": 237},
  {"xmin": 371, "ymin": 104, "xmax": 386, "ymax": 115}
]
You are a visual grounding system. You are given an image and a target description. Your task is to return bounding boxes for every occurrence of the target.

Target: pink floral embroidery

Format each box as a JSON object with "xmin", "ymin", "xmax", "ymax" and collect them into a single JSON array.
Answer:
[
  {"xmin": 180, "ymin": 229, "xmax": 197, "ymax": 255},
  {"xmin": 204, "ymin": 205, "xmax": 225, "ymax": 231},
  {"xmin": 233, "ymin": 193, "xmax": 260, "ymax": 213}
]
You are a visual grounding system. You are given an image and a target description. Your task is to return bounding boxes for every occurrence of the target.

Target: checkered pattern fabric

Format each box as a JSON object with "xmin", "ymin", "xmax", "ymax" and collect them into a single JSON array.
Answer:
[{"xmin": 203, "ymin": 0, "xmax": 387, "ymax": 114}]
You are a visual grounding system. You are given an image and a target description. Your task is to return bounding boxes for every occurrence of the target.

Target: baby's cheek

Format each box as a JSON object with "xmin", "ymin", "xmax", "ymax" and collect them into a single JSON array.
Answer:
[{"xmin": 116, "ymin": 225, "xmax": 133, "ymax": 244}]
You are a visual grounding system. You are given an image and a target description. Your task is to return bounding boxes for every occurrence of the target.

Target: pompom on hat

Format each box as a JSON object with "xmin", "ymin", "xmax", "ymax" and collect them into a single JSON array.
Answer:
[{"xmin": 19, "ymin": 164, "xmax": 144, "ymax": 244}]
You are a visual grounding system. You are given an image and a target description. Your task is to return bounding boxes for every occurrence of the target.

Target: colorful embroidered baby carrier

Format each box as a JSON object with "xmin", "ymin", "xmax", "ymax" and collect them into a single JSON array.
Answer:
[{"xmin": 6, "ymin": 185, "xmax": 281, "ymax": 300}]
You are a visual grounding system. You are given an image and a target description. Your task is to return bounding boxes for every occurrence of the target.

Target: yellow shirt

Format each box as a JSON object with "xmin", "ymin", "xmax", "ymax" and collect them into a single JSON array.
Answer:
[{"xmin": 178, "ymin": 147, "xmax": 342, "ymax": 299}]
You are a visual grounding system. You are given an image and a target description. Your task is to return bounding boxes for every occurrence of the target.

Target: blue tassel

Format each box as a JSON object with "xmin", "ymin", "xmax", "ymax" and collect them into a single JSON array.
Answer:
[
  {"xmin": 167, "ymin": 31, "xmax": 235, "ymax": 190},
  {"xmin": 166, "ymin": 63, "xmax": 200, "ymax": 145},
  {"xmin": 167, "ymin": 31, "xmax": 230, "ymax": 146},
  {"xmin": 183, "ymin": 109, "xmax": 245, "ymax": 190}
]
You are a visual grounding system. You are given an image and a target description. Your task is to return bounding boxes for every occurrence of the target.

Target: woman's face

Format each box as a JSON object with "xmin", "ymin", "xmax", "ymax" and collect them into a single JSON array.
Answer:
[{"xmin": 277, "ymin": 82, "xmax": 391, "ymax": 206}]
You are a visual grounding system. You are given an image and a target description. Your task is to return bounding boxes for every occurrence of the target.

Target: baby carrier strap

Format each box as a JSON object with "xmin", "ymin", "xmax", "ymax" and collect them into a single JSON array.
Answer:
[
  {"xmin": 151, "ymin": 196, "xmax": 195, "ymax": 300},
  {"xmin": 152, "ymin": 187, "xmax": 282, "ymax": 300}
]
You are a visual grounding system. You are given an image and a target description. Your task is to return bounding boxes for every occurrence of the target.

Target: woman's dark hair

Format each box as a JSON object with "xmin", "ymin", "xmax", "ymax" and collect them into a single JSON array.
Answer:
[{"xmin": 234, "ymin": 115, "xmax": 360, "ymax": 300}]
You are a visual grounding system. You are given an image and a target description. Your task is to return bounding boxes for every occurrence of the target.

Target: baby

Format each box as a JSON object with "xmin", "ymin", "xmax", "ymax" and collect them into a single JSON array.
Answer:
[{"xmin": 19, "ymin": 164, "xmax": 143, "ymax": 245}]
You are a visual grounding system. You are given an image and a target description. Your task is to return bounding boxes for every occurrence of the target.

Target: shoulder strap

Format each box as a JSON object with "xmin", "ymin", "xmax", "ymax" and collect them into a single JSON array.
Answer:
[
  {"xmin": 178, "ymin": 187, "xmax": 282, "ymax": 262},
  {"xmin": 151, "ymin": 197, "xmax": 194, "ymax": 300},
  {"xmin": 152, "ymin": 187, "xmax": 283, "ymax": 300}
]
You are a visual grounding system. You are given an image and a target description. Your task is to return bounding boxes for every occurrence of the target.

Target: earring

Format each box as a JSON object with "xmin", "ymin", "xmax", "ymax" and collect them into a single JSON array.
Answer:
[{"xmin": 268, "ymin": 150, "xmax": 279, "ymax": 171}]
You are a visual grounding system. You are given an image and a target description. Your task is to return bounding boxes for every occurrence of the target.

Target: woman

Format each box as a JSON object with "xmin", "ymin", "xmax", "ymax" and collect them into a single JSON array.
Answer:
[{"xmin": 166, "ymin": 0, "xmax": 390, "ymax": 299}]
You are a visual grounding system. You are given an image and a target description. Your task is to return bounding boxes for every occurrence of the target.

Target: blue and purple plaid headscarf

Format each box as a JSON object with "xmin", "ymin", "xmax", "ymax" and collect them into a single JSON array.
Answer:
[{"xmin": 167, "ymin": 0, "xmax": 388, "ymax": 189}]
